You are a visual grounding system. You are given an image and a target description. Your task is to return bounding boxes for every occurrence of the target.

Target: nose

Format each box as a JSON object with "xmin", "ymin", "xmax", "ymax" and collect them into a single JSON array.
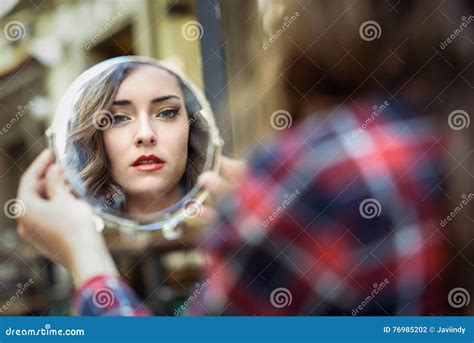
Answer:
[{"xmin": 134, "ymin": 115, "xmax": 157, "ymax": 147}]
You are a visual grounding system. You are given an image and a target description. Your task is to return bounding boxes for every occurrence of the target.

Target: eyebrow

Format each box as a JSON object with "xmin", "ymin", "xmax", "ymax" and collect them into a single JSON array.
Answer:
[{"xmin": 112, "ymin": 95, "xmax": 181, "ymax": 106}]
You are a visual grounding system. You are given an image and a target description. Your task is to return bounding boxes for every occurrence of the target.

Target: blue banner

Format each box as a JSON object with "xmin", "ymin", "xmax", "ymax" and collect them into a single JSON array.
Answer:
[{"xmin": 0, "ymin": 316, "xmax": 472, "ymax": 342}]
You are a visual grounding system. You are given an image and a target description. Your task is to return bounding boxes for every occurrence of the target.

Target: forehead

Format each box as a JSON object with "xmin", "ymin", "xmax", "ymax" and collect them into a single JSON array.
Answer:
[{"xmin": 115, "ymin": 65, "xmax": 183, "ymax": 100}]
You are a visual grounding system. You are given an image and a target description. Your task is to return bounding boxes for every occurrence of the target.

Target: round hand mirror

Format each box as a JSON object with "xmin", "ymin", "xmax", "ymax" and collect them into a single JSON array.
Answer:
[{"xmin": 47, "ymin": 56, "xmax": 222, "ymax": 237}]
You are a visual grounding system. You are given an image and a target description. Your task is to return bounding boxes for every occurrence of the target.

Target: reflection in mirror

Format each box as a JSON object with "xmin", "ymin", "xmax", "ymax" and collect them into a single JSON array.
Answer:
[{"xmin": 50, "ymin": 57, "xmax": 220, "ymax": 231}]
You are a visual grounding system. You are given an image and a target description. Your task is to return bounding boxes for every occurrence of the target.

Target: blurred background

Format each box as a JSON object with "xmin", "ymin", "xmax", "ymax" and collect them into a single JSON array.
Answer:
[
  {"xmin": 0, "ymin": 0, "xmax": 266, "ymax": 316},
  {"xmin": 0, "ymin": 0, "xmax": 473, "ymax": 316}
]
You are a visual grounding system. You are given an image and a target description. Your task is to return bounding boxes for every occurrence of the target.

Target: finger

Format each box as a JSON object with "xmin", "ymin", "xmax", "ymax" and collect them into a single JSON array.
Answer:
[
  {"xmin": 219, "ymin": 156, "xmax": 247, "ymax": 182},
  {"xmin": 198, "ymin": 171, "xmax": 232, "ymax": 198},
  {"xmin": 190, "ymin": 205, "xmax": 219, "ymax": 227},
  {"xmin": 199, "ymin": 205, "xmax": 219, "ymax": 223},
  {"xmin": 45, "ymin": 164, "xmax": 68, "ymax": 199},
  {"xmin": 37, "ymin": 179, "xmax": 47, "ymax": 199},
  {"xmin": 17, "ymin": 223, "xmax": 26, "ymax": 239},
  {"xmin": 20, "ymin": 150, "xmax": 53, "ymax": 192}
]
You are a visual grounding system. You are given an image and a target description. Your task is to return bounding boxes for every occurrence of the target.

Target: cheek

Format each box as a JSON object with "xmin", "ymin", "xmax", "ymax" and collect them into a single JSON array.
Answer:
[
  {"xmin": 162, "ymin": 124, "xmax": 189, "ymax": 168},
  {"xmin": 178, "ymin": 135, "xmax": 189, "ymax": 169},
  {"xmin": 103, "ymin": 130, "xmax": 128, "ymax": 172},
  {"xmin": 177, "ymin": 122, "xmax": 190, "ymax": 164}
]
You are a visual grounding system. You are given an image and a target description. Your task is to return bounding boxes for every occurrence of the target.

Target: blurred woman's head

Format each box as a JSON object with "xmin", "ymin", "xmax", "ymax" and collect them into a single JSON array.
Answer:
[{"xmin": 243, "ymin": 0, "xmax": 474, "ymax": 127}]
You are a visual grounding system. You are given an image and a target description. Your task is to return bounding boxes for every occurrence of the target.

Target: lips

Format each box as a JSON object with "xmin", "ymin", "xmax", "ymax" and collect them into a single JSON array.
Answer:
[{"xmin": 131, "ymin": 154, "xmax": 165, "ymax": 172}]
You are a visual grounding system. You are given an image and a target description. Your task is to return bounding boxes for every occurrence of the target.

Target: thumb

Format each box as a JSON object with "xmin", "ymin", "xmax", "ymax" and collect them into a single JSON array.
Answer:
[
  {"xmin": 45, "ymin": 164, "xmax": 68, "ymax": 199},
  {"xmin": 198, "ymin": 171, "xmax": 232, "ymax": 198},
  {"xmin": 219, "ymin": 156, "xmax": 247, "ymax": 183}
]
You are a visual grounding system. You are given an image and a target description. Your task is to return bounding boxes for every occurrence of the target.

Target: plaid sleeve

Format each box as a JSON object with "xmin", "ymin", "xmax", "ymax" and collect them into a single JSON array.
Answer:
[
  {"xmin": 188, "ymin": 100, "xmax": 447, "ymax": 316},
  {"xmin": 73, "ymin": 275, "xmax": 151, "ymax": 316}
]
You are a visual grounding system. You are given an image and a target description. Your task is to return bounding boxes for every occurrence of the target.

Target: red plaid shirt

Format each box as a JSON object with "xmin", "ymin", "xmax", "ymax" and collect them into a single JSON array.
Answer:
[{"xmin": 73, "ymin": 98, "xmax": 446, "ymax": 316}]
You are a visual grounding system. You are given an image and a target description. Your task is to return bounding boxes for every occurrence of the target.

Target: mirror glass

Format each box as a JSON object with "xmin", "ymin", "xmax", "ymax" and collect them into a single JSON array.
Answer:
[{"xmin": 48, "ymin": 56, "xmax": 221, "ymax": 234}]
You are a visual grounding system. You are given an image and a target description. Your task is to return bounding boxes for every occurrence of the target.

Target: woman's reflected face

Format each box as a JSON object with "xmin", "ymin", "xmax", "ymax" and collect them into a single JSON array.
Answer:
[{"xmin": 102, "ymin": 65, "xmax": 189, "ymax": 204}]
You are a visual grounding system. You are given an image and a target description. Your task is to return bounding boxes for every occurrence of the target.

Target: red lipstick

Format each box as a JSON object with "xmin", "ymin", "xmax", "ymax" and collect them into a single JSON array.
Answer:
[{"xmin": 131, "ymin": 154, "xmax": 165, "ymax": 172}]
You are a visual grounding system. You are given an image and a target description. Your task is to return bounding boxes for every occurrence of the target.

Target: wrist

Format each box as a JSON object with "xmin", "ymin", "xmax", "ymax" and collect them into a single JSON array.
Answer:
[{"xmin": 66, "ymin": 227, "xmax": 119, "ymax": 288}]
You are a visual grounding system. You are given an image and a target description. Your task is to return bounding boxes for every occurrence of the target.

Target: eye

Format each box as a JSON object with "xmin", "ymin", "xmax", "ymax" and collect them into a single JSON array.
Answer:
[
  {"xmin": 155, "ymin": 109, "xmax": 179, "ymax": 120},
  {"xmin": 112, "ymin": 114, "xmax": 131, "ymax": 125}
]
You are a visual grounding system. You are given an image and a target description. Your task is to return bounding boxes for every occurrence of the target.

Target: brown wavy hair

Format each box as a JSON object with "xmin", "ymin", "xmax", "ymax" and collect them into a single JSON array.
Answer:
[{"xmin": 66, "ymin": 61, "xmax": 209, "ymax": 209}]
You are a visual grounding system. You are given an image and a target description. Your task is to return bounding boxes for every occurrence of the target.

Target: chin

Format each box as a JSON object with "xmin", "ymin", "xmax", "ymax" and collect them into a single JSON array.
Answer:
[{"xmin": 130, "ymin": 182, "xmax": 174, "ymax": 198}]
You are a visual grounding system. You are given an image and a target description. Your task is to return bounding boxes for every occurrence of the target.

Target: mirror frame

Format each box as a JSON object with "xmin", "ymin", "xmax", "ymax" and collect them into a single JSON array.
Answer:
[{"xmin": 47, "ymin": 56, "xmax": 223, "ymax": 234}]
